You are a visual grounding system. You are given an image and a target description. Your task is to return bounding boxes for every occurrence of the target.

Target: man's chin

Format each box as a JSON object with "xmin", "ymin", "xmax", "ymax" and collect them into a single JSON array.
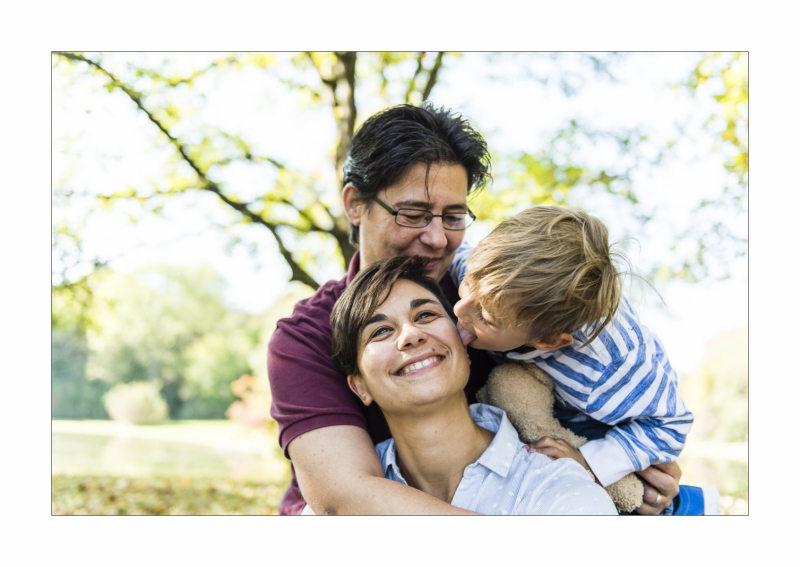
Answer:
[
  {"xmin": 423, "ymin": 263, "xmax": 446, "ymax": 282},
  {"xmin": 424, "ymin": 256, "xmax": 455, "ymax": 282}
]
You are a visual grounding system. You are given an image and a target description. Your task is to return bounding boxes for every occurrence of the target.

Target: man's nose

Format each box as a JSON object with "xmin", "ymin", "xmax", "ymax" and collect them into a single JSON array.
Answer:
[{"xmin": 419, "ymin": 217, "xmax": 447, "ymax": 249}]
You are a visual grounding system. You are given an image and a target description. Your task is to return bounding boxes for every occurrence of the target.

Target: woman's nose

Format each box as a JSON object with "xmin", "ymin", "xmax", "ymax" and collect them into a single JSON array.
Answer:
[{"xmin": 397, "ymin": 322, "xmax": 427, "ymax": 348}]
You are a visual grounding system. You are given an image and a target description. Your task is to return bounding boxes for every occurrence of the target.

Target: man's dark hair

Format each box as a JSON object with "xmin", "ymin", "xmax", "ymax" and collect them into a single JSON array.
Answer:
[
  {"xmin": 342, "ymin": 102, "xmax": 492, "ymax": 245},
  {"xmin": 331, "ymin": 256, "xmax": 455, "ymax": 377}
]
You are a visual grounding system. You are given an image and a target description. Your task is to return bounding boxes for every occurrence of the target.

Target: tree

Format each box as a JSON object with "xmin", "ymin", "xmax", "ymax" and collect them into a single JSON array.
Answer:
[
  {"xmin": 82, "ymin": 264, "xmax": 260, "ymax": 418},
  {"xmin": 53, "ymin": 52, "xmax": 673, "ymax": 288},
  {"xmin": 670, "ymin": 51, "xmax": 748, "ymax": 282}
]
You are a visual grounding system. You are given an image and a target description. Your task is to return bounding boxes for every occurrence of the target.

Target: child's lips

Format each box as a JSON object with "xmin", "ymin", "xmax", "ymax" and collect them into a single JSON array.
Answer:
[{"xmin": 457, "ymin": 321, "xmax": 477, "ymax": 347}]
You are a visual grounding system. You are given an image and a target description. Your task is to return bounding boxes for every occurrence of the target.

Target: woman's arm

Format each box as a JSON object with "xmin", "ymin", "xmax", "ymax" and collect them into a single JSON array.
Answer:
[{"xmin": 289, "ymin": 424, "xmax": 480, "ymax": 515}]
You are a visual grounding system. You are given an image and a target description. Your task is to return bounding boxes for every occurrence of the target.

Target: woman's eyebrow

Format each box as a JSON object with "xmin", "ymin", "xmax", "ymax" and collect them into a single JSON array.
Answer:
[
  {"xmin": 363, "ymin": 298, "xmax": 441, "ymax": 331},
  {"xmin": 364, "ymin": 313, "xmax": 387, "ymax": 328}
]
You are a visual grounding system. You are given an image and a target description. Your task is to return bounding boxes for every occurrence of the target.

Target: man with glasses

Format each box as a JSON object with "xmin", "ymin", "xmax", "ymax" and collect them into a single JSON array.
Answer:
[{"xmin": 267, "ymin": 103, "xmax": 682, "ymax": 515}]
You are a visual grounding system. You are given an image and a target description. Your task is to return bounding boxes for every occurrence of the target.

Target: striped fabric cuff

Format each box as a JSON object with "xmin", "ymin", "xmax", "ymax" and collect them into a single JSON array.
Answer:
[{"xmin": 579, "ymin": 437, "xmax": 636, "ymax": 487}]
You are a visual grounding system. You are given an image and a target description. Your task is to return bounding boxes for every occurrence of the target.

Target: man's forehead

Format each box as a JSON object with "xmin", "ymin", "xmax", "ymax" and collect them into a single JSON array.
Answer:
[
  {"xmin": 391, "ymin": 197, "xmax": 468, "ymax": 210},
  {"xmin": 386, "ymin": 163, "xmax": 468, "ymax": 206}
]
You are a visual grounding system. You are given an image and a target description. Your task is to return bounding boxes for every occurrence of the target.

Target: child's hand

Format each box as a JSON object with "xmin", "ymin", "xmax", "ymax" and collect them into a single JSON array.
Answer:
[{"xmin": 528, "ymin": 436, "xmax": 590, "ymax": 472}]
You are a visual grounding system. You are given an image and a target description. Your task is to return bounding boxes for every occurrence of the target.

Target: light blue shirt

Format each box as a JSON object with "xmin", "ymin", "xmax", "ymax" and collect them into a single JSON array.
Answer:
[
  {"xmin": 375, "ymin": 404, "xmax": 617, "ymax": 515},
  {"xmin": 449, "ymin": 243, "xmax": 693, "ymax": 487}
]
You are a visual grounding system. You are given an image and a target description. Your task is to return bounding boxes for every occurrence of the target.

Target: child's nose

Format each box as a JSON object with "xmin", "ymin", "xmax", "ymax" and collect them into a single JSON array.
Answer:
[{"xmin": 453, "ymin": 299, "xmax": 468, "ymax": 322}]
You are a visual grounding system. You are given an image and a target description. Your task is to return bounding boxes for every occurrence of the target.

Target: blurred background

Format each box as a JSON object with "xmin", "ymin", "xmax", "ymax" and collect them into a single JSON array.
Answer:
[{"xmin": 51, "ymin": 51, "xmax": 747, "ymax": 515}]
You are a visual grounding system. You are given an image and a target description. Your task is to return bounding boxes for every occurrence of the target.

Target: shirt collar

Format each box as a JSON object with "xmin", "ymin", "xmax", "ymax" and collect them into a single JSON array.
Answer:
[
  {"xmin": 468, "ymin": 403, "xmax": 524, "ymax": 478},
  {"xmin": 379, "ymin": 404, "xmax": 523, "ymax": 482},
  {"xmin": 379, "ymin": 438, "xmax": 408, "ymax": 484}
]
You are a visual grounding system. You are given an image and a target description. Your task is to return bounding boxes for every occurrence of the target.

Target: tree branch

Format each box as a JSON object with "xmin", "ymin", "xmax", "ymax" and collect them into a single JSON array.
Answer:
[
  {"xmin": 405, "ymin": 52, "xmax": 426, "ymax": 103},
  {"xmin": 54, "ymin": 51, "xmax": 321, "ymax": 290},
  {"xmin": 421, "ymin": 52, "xmax": 444, "ymax": 101}
]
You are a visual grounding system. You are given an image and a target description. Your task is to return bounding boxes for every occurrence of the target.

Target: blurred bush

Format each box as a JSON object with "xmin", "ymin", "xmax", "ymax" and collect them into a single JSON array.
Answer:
[
  {"xmin": 103, "ymin": 381, "xmax": 169, "ymax": 425},
  {"xmin": 50, "ymin": 263, "xmax": 263, "ymax": 420},
  {"xmin": 681, "ymin": 328, "xmax": 748, "ymax": 443},
  {"xmin": 226, "ymin": 374, "xmax": 272, "ymax": 429},
  {"xmin": 52, "ymin": 326, "xmax": 110, "ymax": 418},
  {"xmin": 226, "ymin": 284, "xmax": 314, "ymax": 429}
]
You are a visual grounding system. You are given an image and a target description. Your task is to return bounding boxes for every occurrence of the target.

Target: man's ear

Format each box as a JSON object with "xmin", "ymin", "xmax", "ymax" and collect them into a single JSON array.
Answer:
[
  {"xmin": 342, "ymin": 183, "xmax": 364, "ymax": 226},
  {"xmin": 347, "ymin": 374, "xmax": 373, "ymax": 406},
  {"xmin": 530, "ymin": 333, "xmax": 573, "ymax": 352}
]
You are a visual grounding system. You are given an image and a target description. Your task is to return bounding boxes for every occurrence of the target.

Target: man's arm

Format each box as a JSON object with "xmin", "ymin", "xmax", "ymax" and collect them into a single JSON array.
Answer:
[{"xmin": 288, "ymin": 425, "xmax": 479, "ymax": 515}]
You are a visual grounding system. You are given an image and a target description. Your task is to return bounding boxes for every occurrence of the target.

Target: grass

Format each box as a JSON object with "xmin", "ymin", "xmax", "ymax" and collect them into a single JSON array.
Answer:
[
  {"xmin": 51, "ymin": 419, "xmax": 748, "ymax": 515},
  {"xmin": 52, "ymin": 475, "xmax": 286, "ymax": 515},
  {"xmin": 52, "ymin": 419, "xmax": 293, "ymax": 514}
]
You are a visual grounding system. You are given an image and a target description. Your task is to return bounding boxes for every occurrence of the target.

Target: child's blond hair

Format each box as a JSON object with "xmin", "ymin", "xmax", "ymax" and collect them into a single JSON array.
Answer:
[{"xmin": 464, "ymin": 206, "xmax": 625, "ymax": 346}]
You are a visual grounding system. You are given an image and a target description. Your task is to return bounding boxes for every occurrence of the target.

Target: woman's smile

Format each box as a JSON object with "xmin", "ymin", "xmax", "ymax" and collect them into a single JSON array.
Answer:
[{"xmin": 394, "ymin": 354, "xmax": 445, "ymax": 377}]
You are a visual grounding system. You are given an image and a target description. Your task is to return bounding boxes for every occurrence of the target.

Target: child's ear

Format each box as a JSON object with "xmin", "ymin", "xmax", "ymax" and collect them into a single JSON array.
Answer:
[
  {"xmin": 530, "ymin": 333, "xmax": 573, "ymax": 351},
  {"xmin": 347, "ymin": 374, "xmax": 373, "ymax": 406}
]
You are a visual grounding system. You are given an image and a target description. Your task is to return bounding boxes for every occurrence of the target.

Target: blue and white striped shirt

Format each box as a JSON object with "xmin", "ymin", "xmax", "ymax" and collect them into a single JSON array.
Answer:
[
  {"xmin": 376, "ymin": 404, "xmax": 617, "ymax": 515},
  {"xmin": 449, "ymin": 244, "xmax": 693, "ymax": 487}
]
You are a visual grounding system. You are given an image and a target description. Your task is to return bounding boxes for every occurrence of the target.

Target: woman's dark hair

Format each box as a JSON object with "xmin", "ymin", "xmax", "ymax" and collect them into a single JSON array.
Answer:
[
  {"xmin": 343, "ymin": 102, "xmax": 492, "ymax": 245},
  {"xmin": 331, "ymin": 256, "xmax": 455, "ymax": 376}
]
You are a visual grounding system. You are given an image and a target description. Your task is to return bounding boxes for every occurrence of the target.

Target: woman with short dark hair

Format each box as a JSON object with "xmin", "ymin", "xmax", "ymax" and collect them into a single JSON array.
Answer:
[{"xmin": 320, "ymin": 256, "xmax": 616, "ymax": 514}]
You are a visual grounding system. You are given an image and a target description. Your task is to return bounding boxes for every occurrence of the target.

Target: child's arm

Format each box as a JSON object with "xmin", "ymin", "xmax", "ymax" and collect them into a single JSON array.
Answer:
[
  {"xmin": 532, "ymin": 299, "xmax": 694, "ymax": 488},
  {"xmin": 530, "ymin": 436, "xmax": 592, "ymax": 470}
]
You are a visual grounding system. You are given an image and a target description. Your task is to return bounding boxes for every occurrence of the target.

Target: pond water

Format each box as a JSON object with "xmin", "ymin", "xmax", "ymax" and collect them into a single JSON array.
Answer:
[{"xmin": 52, "ymin": 432, "xmax": 289, "ymax": 483}]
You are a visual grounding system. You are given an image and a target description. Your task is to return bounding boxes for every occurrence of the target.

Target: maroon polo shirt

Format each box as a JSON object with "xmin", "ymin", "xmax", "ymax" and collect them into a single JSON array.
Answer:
[{"xmin": 267, "ymin": 251, "xmax": 496, "ymax": 514}]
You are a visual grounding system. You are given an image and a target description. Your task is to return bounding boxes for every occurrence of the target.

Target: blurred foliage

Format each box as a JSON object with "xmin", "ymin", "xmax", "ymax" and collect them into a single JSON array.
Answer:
[
  {"xmin": 52, "ymin": 324, "xmax": 109, "ymax": 419},
  {"xmin": 69, "ymin": 264, "xmax": 260, "ymax": 419},
  {"xmin": 52, "ymin": 475, "xmax": 284, "ymax": 515},
  {"xmin": 51, "ymin": 51, "xmax": 745, "ymax": 293},
  {"xmin": 681, "ymin": 327, "xmax": 748, "ymax": 443},
  {"xmin": 473, "ymin": 119, "xmax": 649, "ymax": 225},
  {"xmin": 684, "ymin": 52, "xmax": 748, "ymax": 190},
  {"xmin": 227, "ymin": 284, "xmax": 314, "ymax": 428},
  {"xmin": 675, "ymin": 327, "xmax": 748, "ymax": 510},
  {"xmin": 665, "ymin": 51, "xmax": 748, "ymax": 283},
  {"xmin": 103, "ymin": 381, "xmax": 169, "ymax": 424},
  {"xmin": 51, "ymin": 262, "xmax": 312, "ymax": 421}
]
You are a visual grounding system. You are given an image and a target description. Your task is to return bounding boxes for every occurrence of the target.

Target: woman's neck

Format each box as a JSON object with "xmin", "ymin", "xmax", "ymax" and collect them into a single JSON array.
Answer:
[{"xmin": 385, "ymin": 397, "xmax": 495, "ymax": 504}]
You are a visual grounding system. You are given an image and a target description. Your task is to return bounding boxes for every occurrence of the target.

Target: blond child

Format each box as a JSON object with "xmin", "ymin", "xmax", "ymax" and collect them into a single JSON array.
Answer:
[{"xmin": 450, "ymin": 206, "xmax": 693, "ymax": 501}]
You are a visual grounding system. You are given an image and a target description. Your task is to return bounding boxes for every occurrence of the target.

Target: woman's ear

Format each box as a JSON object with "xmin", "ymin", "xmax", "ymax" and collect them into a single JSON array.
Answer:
[
  {"xmin": 342, "ymin": 184, "xmax": 363, "ymax": 226},
  {"xmin": 347, "ymin": 374, "xmax": 373, "ymax": 406}
]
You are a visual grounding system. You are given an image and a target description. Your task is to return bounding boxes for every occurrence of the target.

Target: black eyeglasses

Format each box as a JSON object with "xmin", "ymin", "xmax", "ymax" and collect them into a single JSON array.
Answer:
[{"xmin": 372, "ymin": 196, "xmax": 476, "ymax": 230}]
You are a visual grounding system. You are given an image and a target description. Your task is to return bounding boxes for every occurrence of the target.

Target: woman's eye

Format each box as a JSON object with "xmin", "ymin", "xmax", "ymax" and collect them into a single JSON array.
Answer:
[
  {"xmin": 370, "ymin": 326, "xmax": 391, "ymax": 339},
  {"xmin": 416, "ymin": 310, "xmax": 438, "ymax": 322}
]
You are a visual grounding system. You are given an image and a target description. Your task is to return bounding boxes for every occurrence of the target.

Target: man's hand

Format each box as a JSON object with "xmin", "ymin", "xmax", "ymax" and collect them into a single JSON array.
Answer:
[
  {"xmin": 528, "ymin": 436, "xmax": 591, "ymax": 472},
  {"xmin": 634, "ymin": 461, "xmax": 682, "ymax": 515}
]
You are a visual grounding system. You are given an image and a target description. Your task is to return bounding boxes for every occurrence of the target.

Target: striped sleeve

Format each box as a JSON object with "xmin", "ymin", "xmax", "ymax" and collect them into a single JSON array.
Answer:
[
  {"xmin": 448, "ymin": 242, "xmax": 473, "ymax": 287},
  {"xmin": 528, "ymin": 299, "xmax": 694, "ymax": 487}
]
